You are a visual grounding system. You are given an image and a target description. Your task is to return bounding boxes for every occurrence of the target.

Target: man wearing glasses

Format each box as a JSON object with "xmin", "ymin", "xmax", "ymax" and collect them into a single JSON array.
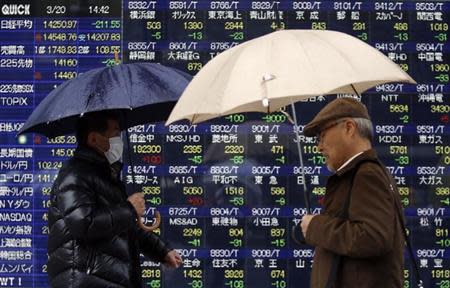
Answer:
[{"xmin": 300, "ymin": 98, "xmax": 405, "ymax": 288}]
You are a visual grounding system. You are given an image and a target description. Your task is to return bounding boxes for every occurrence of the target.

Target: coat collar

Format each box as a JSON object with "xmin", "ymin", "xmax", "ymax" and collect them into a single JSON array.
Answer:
[
  {"xmin": 335, "ymin": 148, "xmax": 379, "ymax": 177},
  {"xmin": 74, "ymin": 146, "xmax": 124, "ymax": 180},
  {"xmin": 74, "ymin": 145, "xmax": 108, "ymax": 165}
]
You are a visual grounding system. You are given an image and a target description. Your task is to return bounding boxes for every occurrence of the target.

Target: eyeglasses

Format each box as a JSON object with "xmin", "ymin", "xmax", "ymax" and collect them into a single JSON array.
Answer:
[{"xmin": 315, "ymin": 119, "xmax": 347, "ymax": 144}]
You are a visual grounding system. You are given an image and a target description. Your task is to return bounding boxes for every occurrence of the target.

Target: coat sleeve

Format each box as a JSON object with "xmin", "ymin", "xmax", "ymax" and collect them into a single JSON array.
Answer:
[
  {"xmin": 55, "ymin": 174, "xmax": 135, "ymax": 242},
  {"xmin": 136, "ymin": 227, "xmax": 172, "ymax": 263},
  {"xmin": 305, "ymin": 164, "xmax": 396, "ymax": 258}
]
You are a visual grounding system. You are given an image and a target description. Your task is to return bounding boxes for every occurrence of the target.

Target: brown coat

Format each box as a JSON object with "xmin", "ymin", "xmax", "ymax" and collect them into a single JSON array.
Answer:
[{"xmin": 305, "ymin": 149, "xmax": 404, "ymax": 288}]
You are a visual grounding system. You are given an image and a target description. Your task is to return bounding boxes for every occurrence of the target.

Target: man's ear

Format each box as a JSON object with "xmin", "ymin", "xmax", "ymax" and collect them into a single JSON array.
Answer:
[
  {"xmin": 86, "ymin": 132, "xmax": 109, "ymax": 156},
  {"xmin": 87, "ymin": 131, "xmax": 107, "ymax": 153},
  {"xmin": 87, "ymin": 131, "xmax": 97, "ymax": 148},
  {"xmin": 346, "ymin": 120, "xmax": 357, "ymax": 137}
]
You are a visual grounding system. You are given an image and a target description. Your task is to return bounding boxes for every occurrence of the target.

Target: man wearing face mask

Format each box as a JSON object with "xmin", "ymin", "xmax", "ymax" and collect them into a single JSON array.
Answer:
[
  {"xmin": 47, "ymin": 110, "xmax": 182, "ymax": 288},
  {"xmin": 299, "ymin": 98, "xmax": 405, "ymax": 288}
]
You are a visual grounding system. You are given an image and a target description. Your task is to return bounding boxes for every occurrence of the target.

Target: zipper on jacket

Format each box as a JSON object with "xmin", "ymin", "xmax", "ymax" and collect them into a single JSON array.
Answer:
[{"xmin": 86, "ymin": 249, "xmax": 95, "ymax": 275}]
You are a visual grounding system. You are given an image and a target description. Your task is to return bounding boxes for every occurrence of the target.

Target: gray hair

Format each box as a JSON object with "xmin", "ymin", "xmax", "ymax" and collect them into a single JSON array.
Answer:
[{"xmin": 351, "ymin": 117, "xmax": 373, "ymax": 142}]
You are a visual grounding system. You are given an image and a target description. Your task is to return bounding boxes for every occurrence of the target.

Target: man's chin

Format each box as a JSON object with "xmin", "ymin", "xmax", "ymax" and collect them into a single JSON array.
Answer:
[{"xmin": 326, "ymin": 164, "xmax": 336, "ymax": 173}]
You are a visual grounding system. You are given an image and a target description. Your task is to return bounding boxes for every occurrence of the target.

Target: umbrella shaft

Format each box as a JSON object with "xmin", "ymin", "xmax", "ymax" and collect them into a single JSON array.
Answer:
[
  {"xmin": 290, "ymin": 100, "xmax": 311, "ymax": 213},
  {"xmin": 125, "ymin": 119, "xmax": 138, "ymax": 194}
]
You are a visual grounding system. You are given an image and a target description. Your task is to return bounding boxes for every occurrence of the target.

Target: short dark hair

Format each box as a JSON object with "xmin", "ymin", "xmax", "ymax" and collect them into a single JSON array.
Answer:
[{"xmin": 75, "ymin": 110, "xmax": 120, "ymax": 146}]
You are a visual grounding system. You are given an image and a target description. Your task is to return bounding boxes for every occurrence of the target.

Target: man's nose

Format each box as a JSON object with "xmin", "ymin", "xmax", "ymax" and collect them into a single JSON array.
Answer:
[{"xmin": 317, "ymin": 141, "xmax": 323, "ymax": 152}]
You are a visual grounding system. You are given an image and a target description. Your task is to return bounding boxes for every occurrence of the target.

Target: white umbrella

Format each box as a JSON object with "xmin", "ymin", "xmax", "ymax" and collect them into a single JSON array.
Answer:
[
  {"xmin": 166, "ymin": 29, "xmax": 416, "ymax": 213},
  {"xmin": 166, "ymin": 29, "xmax": 415, "ymax": 125}
]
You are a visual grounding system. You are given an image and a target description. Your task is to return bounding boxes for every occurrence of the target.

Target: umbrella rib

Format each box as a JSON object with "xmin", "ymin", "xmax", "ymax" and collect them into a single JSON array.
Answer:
[
  {"xmin": 350, "ymin": 84, "xmax": 361, "ymax": 97},
  {"xmin": 191, "ymin": 44, "xmax": 246, "ymax": 121},
  {"xmin": 311, "ymin": 31, "xmax": 415, "ymax": 94},
  {"xmin": 188, "ymin": 67, "xmax": 223, "ymax": 121},
  {"xmin": 288, "ymin": 31, "xmax": 324, "ymax": 96},
  {"xmin": 309, "ymin": 31, "xmax": 359, "ymax": 77},
  {"xmin": 85, "ymin": 92, "xmax": 95, "ymax": 110},
  {"xmin": 217, "ymin": 47, "xmax": 247, "ymax": 115},
  {"xmin": 85, "ymin": 69, "xmax": 107, "ymax": 111},
  {"xmin": 117, "ymin": 64, "xmax": 133, "ymax": 108}
]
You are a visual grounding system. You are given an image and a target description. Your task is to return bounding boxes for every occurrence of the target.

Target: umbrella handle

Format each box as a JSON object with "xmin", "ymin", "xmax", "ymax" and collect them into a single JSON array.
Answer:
[
  {"xmin": 291, "ymin": 224, "xmax": 305, "ymax": 245},
  {"xmin": 138, "ymin": 210, "xmax": 161, "ymax": 232}
]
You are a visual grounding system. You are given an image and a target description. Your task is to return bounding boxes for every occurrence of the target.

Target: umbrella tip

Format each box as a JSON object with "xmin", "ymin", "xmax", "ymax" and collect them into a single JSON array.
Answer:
[{"xmin": 262, "ymin": 73, "xmax": 276, "ymax": 82}]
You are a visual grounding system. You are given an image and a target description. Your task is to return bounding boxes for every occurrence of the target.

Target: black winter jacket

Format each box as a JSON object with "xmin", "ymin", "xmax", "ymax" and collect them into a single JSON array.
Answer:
[{"xmin": 48, "ymin": 146, "xmax": 171, "ymax": 288}]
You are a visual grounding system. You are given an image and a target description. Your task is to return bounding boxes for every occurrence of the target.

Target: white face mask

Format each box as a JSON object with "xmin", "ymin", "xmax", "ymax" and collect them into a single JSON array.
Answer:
[{"xmin": 104, "ymin": 136, "xmax": 123, "ymax": 164}]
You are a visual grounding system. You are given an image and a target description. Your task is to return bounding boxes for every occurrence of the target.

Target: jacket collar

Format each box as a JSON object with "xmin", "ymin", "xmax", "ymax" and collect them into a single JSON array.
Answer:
[
  {"xmin": 74, "ymin": 145, "xmax": 109, "ymax": 168},
  {"xmin": 335, "ymin": 148, "xmax": 379, "ymax": 177},
  {"xmin": 74, "ymin": 145, "xmax": 124, "ymax": 180}
]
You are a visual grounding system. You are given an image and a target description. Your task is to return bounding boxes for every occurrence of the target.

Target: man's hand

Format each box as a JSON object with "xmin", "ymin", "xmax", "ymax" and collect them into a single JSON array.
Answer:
[
  {"xmin": 127, "ymin": 193, "xmax": 146, "ymax": 216},
  {"xmin": 164, "ymin": 250, "xmax": 183, "ymax": 268},
  {"xmin": 300, "ymin": 214, "xmax": 317, "ymax": 237}
]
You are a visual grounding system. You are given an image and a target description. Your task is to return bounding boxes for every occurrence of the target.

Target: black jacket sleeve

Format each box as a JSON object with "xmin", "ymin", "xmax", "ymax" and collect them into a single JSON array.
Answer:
[{"xmin": 136, "ymin": 227, "xmax": 172, "ymax": 263}]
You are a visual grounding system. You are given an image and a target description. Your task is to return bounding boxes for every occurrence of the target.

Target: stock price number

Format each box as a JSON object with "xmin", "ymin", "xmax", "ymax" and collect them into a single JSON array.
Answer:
[{"xmin": 89, "ymin": 5, "xmax": 110, "ymax": 14}]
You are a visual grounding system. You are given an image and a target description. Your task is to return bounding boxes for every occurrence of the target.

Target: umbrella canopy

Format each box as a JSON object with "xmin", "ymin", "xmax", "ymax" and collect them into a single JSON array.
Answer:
[
  {"xmin": 19, "ymin": 62, "xmax": 191, "ymax": 138},
  {"xmin": 166, "ymin": 29, "xmax": 415, "ymax": 125}
]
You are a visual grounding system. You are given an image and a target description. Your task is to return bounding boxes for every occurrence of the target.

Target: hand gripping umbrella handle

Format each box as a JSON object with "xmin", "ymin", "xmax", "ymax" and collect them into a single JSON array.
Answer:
[
  {"xmin": 291, "ymin": 224, "xmax": 305, "ymax": 245},
  {"xmin": 138, "ymin": 210, "xmax": 161, "ymax": 232}
]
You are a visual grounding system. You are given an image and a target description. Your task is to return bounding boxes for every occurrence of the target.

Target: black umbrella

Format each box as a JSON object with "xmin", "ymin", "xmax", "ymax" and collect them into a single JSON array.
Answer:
[
  {"xmin": 19, "ymin": 62, "xmax": 191, "ymax": 137},
  {"xmin": 18, "ymin": 62, "xmax": 192, "ymax": 231}
]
